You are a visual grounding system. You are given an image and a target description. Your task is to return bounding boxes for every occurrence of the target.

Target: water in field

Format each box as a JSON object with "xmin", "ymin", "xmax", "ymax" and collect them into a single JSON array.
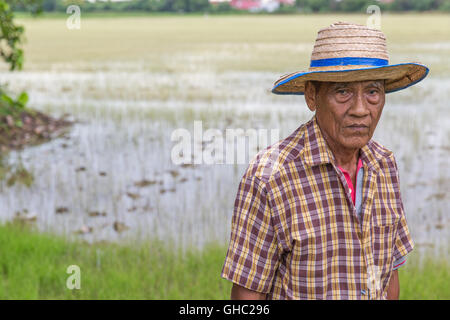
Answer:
[{"xmin": 0, "ymin": 16, "xmax": 448, "ymax": 259}]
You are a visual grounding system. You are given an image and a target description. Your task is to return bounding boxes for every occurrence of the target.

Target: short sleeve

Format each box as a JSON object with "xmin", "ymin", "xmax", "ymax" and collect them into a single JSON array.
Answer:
[
  {"xmin": 221, "ymin": 173, "xmax": 281, "ymax": 294},
  {"xmin": 393, "ymin": 214, "xmax": 414, "ymax": 261},
  {"xmin": 392, "ymin": 255, "xmax": 407, "ymax": 270}
]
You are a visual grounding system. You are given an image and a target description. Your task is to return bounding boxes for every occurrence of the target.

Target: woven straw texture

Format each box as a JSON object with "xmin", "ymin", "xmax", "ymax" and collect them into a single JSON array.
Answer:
[{"xmin": 272, "ymin": 22, "xmax": 428, "ymax": 94}]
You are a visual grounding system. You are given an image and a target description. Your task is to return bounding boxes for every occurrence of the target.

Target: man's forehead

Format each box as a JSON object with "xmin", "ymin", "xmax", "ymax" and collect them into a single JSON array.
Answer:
[{"xmin": 327, "ymin": 80, "xmax": 385, "ymax": 88}]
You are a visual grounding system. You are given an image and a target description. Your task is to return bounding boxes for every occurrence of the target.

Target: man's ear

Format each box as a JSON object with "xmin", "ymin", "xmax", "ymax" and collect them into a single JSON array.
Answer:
[{"xmin": 304, "ymin": 81, "xmax": 318, "ymax": 112}]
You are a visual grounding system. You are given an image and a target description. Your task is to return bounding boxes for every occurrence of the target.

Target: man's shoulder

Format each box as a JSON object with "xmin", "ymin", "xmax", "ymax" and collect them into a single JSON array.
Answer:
[
  {"xmin": 366, "ymin": 139, "xmax": 394, "ymax": 158},
  {"xmin": 362, "ymin": 140, "xmax": 404, "ymax": 187},
  {"xmin": 365, "ymin": 139, "xmax": 398, "ymax": 169},
  {"xmin": 245, "ymin": 122, "xmax": 309, "ymax": 184}
]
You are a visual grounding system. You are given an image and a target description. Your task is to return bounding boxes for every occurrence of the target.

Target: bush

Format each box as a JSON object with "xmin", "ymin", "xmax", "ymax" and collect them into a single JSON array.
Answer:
[
  {"xmin": 0, "ymin": 86, "xmax": 29, "ymax": 119},
  {"xmin": 275, "ymin": 3, "xmax": 299, "ymax": 14},
  {"xmin": 338, "ymin": 0, "xmax": 373, "ymax": 12},
  {"xmin": 439, "ymin": 0, "xmax": 450, "ymax": 11}
]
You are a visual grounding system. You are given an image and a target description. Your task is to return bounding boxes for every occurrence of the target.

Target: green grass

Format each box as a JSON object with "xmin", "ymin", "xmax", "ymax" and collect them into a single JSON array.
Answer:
[
  {"xmin": 0, "ymin": 222, "xmax": 447, "ymax": 299},
  {"xmin": 0, "ymin": 222, "xmax": 232, "ymax": 299},
  {"xmin": 399, "ymin": 255, "xmax": 449, "ymax": 300}
]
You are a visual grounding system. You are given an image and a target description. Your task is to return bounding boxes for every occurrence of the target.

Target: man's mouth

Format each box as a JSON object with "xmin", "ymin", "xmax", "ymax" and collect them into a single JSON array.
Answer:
[{"xmin": 346, "ymin": 124, "xmax": 369, "ymax": 132}]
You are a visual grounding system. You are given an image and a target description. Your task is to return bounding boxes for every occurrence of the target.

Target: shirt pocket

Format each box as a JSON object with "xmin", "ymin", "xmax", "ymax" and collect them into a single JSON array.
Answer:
[
  {"xmin": 371, "ymin": 222, "xmax": 398, "ymax": 292},
  {"xmin": 372, "ymin": 224, "xmax": 397, "ymax": 253},
  {"xmin": 370, "ymin": 206, "xmax": 402, "ymax": 297},
  {"xmin": 371, "ymin": 206, "xmax": 399, "ymax": 261},
  {"xmin": 372, "ymin": 205, "xmax": 401, "ymax": 227}
]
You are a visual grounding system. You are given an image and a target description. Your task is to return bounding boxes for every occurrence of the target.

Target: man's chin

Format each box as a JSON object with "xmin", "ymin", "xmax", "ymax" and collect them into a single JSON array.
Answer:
[{"xmin": 340, "ymin": 137, "xmax": 370, "ymax": 150}]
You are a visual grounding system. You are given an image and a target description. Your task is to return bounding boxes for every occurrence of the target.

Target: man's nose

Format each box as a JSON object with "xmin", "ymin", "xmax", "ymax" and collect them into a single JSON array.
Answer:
[{"xmin": 349, "ymin": 90, "xmax": 370, "ymax": 117}]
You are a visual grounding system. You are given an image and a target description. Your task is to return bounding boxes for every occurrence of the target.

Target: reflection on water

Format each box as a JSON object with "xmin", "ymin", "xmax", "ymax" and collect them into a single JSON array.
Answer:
[{"xmin": 0, "ymin": 70, "xmax": 448, "ymax": 259}]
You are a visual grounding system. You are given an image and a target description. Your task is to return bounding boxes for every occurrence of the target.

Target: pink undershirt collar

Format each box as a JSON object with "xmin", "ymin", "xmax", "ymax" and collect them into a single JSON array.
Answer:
[{"xmin": 338, "ymin": 158, "xmax": 363, "ymax": 205}]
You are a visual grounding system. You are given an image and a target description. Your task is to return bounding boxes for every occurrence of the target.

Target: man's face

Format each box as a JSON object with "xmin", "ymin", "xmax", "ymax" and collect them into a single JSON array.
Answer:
[{"xmin": 306, "ymin": 80, "xmax": 386, "ymax": 150}]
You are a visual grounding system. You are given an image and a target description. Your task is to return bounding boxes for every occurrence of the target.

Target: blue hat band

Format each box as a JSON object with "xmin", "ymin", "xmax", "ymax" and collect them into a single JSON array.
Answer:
[{"xmin": 310, "ymin": 57, "xmax": 389, "ymax": 68}]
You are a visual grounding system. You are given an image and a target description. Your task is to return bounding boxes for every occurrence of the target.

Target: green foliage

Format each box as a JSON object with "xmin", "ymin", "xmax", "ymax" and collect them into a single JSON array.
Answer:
[
  {"xmin": 0, "ymin": 1, "xmax": 42, "ymax": 71},
  {"xmin": 0, "ymin": 1, "xmax": 40, "ymax": 119},
  {"xmin": 387, "ymin": 0, "xmax": 441, "ymax": 11},
  {"xmin": 10, "ymin": 0, "xmax": 450, "ymax": 13},
  {"xmin": 0, "ymin": 1, "xmax": 43, "ymax": 71},
  {"xmin": 208, "ymin": 2, "xmax": 234, "ymax": 13},
  {"xmin": 338, "ymin": 0, "xmax": 372, "ymax": 12},
  {"xmin": 440, "ymin": 1, "xmax": 450, "ymax": 11},
  {"xmin": 399, "ymin": 252, "xmax": 450, "ymax": 300},
  {"xmin": 33, "ymin": 0, "xmax": 212, "ymax": 13},
  {"xmin": 275, "ymin": 3, "xmax": 299, "ymax": 14},
  {"xmin": 17, "ymin": 0, "xmax": 449, "ymax": 13},
  {"xmin": 311, "ymin": 0, "xmax": 333, "ymax": 13},
  {"xmin": 0, "ymin": 222, "xmax": 232, "ymax": 299},
  {"xmin": 0, "ymin": 2, "xmax": 24, "ymax": 71},
  {"xmin": 0, "ymin": 86, "xmax": 29, "ymax": 117},
  {"xmin": 295, "ymin": 0, "xmax": 447, "ymax": 13}
]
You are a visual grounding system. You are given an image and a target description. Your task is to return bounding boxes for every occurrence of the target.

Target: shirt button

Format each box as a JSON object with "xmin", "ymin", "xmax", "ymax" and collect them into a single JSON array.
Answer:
[
  {"xmin": 361, "ymin": 290, "xmax": 367, "ymax": 295},
  {"xmin": 349, "ymin": 189, "xmax": 352, "ymax": 193}
]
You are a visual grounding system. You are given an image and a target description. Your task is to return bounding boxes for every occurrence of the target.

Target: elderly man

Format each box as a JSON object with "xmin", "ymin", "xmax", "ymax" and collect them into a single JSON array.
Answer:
[{"xmin": 221, "ymin": 22, "xmax": 428, "ymax": 300}]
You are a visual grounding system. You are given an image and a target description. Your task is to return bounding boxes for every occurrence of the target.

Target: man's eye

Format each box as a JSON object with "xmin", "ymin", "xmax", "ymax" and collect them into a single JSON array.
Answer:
[
  {"xmin": 369, "ymin": 89, "xmax": 378, "ymax": 95},
  {"xmin": 337, "ymin": 89, "xmax": 348, "ymax": 95}
]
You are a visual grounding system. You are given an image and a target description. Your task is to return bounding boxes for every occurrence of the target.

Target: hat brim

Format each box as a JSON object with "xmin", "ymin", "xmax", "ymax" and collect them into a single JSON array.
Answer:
[{"xmin": 271, "ymin": 63, "xmax": 429, "ymax": 95}]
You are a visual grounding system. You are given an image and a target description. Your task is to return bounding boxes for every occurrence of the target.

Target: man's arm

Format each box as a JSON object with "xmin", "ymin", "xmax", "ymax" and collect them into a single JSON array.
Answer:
[
  {"xmin": 222, "ymin": 173, "xmax": 281, "ymax": 300},
  {"xmin": 386, "ymin": 270, "xmax": 399, "ymax": 300},
  {"xmin": 231, "ymin": 283, "xmax": 267, "ymax": 300}
]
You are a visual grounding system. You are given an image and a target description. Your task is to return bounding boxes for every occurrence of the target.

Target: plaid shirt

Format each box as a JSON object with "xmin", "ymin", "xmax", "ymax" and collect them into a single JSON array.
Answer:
[{"xmin": 221, "ymin": 116, "xmax": 414, "ymax": 300}]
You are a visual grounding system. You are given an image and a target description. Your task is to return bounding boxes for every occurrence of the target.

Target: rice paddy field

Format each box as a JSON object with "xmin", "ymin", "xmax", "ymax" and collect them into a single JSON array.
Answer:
[{"xmin": 0, "ymin": 13, "xmax": 448, "ymax": 299}]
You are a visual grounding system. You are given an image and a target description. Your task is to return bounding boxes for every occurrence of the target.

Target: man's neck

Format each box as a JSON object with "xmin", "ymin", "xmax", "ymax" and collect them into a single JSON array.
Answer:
[
  {"xmin": 316, "ymin": 121, "xmax": 360, "ymax": 172},
  {"xmin": 327, "ymin": 140, "xmax": 360, "ymax": 188},
  {"xmin": 331, "ymin": 145, "xmax": 360, "ymax": 172}
]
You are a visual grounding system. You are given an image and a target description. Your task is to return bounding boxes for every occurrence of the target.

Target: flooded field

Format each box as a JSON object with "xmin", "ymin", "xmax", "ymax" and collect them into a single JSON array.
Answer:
[{"xmin": 0, "ymin": 15, "xmax": 448, "ymax": 258}]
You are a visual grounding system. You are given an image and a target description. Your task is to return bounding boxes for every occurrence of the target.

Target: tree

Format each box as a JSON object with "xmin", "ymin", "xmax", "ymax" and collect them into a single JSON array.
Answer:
[
  {"xmin": 338, "ymin": 0, "xmax": 372, "ymax": 12},
  {"xmin": 0, "ymin": 0, "xmax": 42, "ymax": 71},
  {"xmin": 0, "ymin": 1, "xmax": 42, "ymax": 127}
]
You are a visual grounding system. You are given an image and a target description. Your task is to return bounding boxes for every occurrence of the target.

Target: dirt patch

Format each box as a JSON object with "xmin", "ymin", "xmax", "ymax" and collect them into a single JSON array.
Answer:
[{"xmin": 0, "ymin": 110, "xmax": 74, "ymax": 153}]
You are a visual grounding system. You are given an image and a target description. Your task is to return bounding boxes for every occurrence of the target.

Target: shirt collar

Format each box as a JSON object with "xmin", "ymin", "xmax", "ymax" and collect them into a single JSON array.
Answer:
[
  {"xmin": 300, "ymin": 115, "xmax": 387, "ymax": 174},
  {"xmin": 301, "ymin": 116, "xmax": 335, "ymax": 167}
]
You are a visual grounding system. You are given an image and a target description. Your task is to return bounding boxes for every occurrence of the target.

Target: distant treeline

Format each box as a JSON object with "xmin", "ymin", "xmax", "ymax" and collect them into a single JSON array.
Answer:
[{"xmin": 13, "ymin": 0, "xmax": 450, "ymax": 13}]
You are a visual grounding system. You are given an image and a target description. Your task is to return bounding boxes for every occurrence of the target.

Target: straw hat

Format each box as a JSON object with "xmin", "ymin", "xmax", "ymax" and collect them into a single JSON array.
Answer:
[{"xmin": 271, "ymin": 22, "xmax": 429, "ymax": 95}]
